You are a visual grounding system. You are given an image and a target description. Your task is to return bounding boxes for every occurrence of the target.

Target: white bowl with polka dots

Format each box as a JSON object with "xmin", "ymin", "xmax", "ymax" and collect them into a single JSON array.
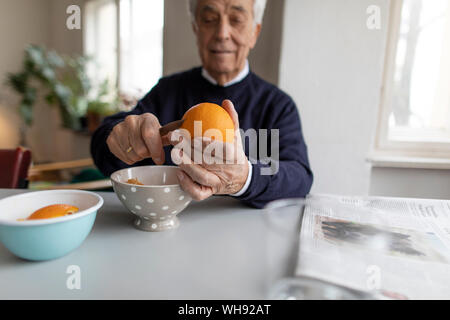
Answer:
[{"xmin": 110, "ymin": 166, "xmax": 192, "ymax": 232}]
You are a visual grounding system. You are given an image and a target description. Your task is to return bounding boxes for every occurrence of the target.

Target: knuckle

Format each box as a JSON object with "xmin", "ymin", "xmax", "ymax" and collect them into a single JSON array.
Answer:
[
  {"xmin": 129, "ymin": 158, "xmax": 140, "ymax": 165},
  {"xmin": 106, "ymin": 135, "xmax": 114, "ymax": 146},
  {"xmin": 123, "ymin": 158, "xmax": 133, "ymax": 165},
  {"xmin": 125, "ymin": 155, "xmax": 134, "ymax": 164},
  {"xmin": 200, "ymin": 192, "xmax": 210, "ymax": 201},
  {"xmin": 143, "ymin": 112, "xmax": 156, "ymax": 119},
  {"xmin": 134, "ymin": 146, "xmax": 147, "ymax": 158},
  {"xmin": 212, "ymin": 180, "xmax": 221, "ymax": 190},
  {"xmin": 192, "ymin": 193, "xmax": 203, "ymax": 201},
  {"xmin": 203, "ymin": 175, "xmax": 212, "ymax": 186},
  {"xmin": 111, "ymin": 124, "xmax": 121, "ymax": 137},
  {"xmin": 124, "ymin": 115, "xmax": 137, "ymax": 126},
  {"xmin": 143, "ymin": 113, "xmax": 159, "ymax": 126},
  {"xmin": 141, "ymin": 126, "xmax": 157, "ymax": 140},
  {"xmin": 127, "ymin": 153, "xmax": 139, "ymax": 162}
]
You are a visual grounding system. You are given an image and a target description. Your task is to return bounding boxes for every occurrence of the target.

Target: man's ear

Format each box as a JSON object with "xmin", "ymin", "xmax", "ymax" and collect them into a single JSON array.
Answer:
[
  {"xmin": 192, "ymin": 22, "xmax": 198, "ymax": 34},
  {"xmin": 250, "ymin": 24, "xmax": 262, "ymax": 49}
]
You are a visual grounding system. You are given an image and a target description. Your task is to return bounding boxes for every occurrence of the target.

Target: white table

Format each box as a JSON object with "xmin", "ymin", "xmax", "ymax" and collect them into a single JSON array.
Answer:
[{"xmin": 0, "ymin": 189, "xmax": 296, "ymax": 299}]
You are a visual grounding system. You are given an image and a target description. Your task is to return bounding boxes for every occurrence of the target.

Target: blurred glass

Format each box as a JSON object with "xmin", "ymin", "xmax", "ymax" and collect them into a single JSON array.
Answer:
[
  {"xmin": 263, "ymin": 198, "xmax": 376, "ymax": 300},
  {"xmin": 268, "ymin": 276, "xmax": 373, "ymax": 300},
  {"xmin": 263, "ymin": 198, "xmax": 303, "ymax": 297}
]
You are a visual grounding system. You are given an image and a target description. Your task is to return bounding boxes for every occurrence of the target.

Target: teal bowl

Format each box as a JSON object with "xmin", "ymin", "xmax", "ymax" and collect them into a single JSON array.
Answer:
[{"xmin": 0, "ymin": 190, "xmax": 103, "ymax": 261}]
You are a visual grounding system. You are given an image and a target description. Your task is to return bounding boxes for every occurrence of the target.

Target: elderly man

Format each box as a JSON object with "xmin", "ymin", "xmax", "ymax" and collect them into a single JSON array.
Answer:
[{"xmin": 91, "ymin": 0, "xmax": 313, "ymax": 209}]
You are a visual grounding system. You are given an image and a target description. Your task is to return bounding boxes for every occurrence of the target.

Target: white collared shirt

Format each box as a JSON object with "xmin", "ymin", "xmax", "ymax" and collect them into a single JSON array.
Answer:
[
  {"xmin": 201, "ymin": 60, "xmax": 250, "ymax": 87},
  {"xmin": 201, "ymin": 61, "xmax": 253, "ymax": 197}
]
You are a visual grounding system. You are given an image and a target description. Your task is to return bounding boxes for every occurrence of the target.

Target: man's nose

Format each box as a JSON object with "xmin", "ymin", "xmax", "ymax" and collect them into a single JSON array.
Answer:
[{"xmin": 215, "ymin": 18, "xmax": 231, "ymax": 41}]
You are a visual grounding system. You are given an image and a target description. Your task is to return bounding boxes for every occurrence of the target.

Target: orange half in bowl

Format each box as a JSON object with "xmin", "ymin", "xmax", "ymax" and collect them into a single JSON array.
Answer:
[{"xmin": 20, "ymin": 204, "xmax": 79, "ymax": 221}]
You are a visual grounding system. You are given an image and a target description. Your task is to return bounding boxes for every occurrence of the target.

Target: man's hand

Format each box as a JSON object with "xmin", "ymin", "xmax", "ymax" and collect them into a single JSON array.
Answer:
[
  {"xmin": 106, "ymin": 113, "xmax": 170, "ymax": 165},
  {"xmin": 169, "ymin": 100, "xmax": 249, "ymax": 201}
]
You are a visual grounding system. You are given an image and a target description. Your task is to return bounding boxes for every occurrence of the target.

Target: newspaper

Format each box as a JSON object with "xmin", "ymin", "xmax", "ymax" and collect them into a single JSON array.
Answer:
[{"xmin": 294, "ymin": 194, "xmax": 450, "ymax": 300}]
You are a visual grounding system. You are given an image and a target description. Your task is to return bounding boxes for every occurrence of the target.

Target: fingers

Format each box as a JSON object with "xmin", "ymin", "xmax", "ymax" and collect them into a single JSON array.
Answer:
[
  {"xmin": 141, "ymin": 114, "xmax": 165, "ymax": 165},
  {"xmin": 129, "ymin": 123, "xmax": 150, "ymax": 161},
  {"xmin": 195, "ymin": 137, "xmax": 237, "ymax": 165},
  {"xmin": 221, "ymin": 99, "xmax": 245, "ymax": 151},
  {"xmin": 181, "ymin": 162, "xmax": 221, "ymax": 188},
  {"xmin": 221, "ymin": 99, "xmax": 240, "ymax": 130},
  {"xmin": 121, "ymin": 115, "xmax": 145, "ymax": 163},
  {"xmin": 171, "ymin": 146, "xmax": 221, "ymax": 188},
  {"xmin": 107, "ymin": 120, "xmax": 140, "ymax": 165},
  {"xmin": 176, "ymin": 170, "xmax": 214, "ymax": 201},
  {"xmin": 169, "ymin": 131, "xmax": 239, "ymax": 166},
  {"xmin": 107, "ymin": 135, "xmax": 134, "ymax": 165},
  {"xmin": 106, "ymin": 113, "xmax": 166, "ymax": 165}
]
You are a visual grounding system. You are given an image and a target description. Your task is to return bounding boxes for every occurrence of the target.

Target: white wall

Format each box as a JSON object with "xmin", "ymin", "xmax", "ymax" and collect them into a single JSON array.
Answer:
[
  {"xmin": 163, "ymin": 0, "xmax": 200, "ymax": 76},
  {"xmin": 370, "ymin": 167, "xmax": 450, "ymax": 200},
  {"xmin": 48, "ymin": 0, "xmax": 89, "ymax": 162},
  {"xmin": 0, "ymin": 0, "xmax": 52, "ymax": 159},
  {"xmin": 279, "ymin": 0, "xmax": 389, "ymax": 196},
  {"xmin": 49, "ymin": 0, "xmax": 84, "ymax": 55}
]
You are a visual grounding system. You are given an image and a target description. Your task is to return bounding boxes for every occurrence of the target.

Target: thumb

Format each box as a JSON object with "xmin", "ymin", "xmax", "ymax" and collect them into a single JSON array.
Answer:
[
  {"xmin": 222, "ymin": 99, "xmax": 244, "ymax": 151},
  {"xmin": 222, "ymin": 99, "xmax": 240, "ymax": 131}
]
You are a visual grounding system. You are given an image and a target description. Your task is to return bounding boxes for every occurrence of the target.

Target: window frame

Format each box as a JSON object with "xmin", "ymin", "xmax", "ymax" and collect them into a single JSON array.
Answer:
[{"xmin": 373, "ymin": 0, "xmax": 450, "ymax": 160}]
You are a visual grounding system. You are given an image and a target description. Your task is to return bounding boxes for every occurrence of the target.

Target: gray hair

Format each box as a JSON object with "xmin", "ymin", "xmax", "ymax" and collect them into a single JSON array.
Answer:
[{"xmin": 188, "ymin": 0, "xmax": 267, "ymax": 26}]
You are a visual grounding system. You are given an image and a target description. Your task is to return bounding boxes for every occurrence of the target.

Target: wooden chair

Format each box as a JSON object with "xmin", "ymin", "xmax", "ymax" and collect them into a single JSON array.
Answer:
[{"xmin": 0, "ymin": 147, "xmax": 32, "ymax": 189}]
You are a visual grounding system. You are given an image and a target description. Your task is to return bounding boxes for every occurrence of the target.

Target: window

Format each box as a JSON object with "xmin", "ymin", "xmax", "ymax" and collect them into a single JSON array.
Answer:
[
  {"xmin": 84, "ymin": 0, "xmax": 164, "ymax": 97},
  {"xmin": 374, "ymin": 0, "xmax": 450, "ymax": 160}
]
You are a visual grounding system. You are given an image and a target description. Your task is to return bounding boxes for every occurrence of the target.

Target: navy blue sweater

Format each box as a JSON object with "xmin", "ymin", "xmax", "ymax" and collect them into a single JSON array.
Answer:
[{"xmin": 91, "ymin": 67, "xmax": 313, "ymax": 208}]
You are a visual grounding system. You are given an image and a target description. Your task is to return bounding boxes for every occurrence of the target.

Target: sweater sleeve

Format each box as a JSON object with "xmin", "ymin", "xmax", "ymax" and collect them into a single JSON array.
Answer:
[
  {"xmin": 90, "ymin": 84, "xmax": 161, "ymax": 177},
  {"xmin": 234, "ymin": 99, "xmax": 313, "ymax": 209}
]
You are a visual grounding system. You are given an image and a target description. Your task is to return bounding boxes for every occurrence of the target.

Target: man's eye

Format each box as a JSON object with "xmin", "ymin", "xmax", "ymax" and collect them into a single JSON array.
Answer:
[
  {"xmin": 230, "ymin": 16, "xmax": 245, "ymax": 25},
  {"xmin": 201, "ymin": 16, "xmax": 218, "ymax": 24}
]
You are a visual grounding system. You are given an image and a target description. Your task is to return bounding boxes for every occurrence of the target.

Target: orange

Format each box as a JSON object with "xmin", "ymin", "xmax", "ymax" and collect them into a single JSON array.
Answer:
[
  {"xmin": 127, "ymin": 178, "xmax": 144, "ymax": 185},
  {"xmin": 25, "ymin": 204, "xmax": 79, "ymax": 220},
  {"xmin": 180, "ymin": 103, "xmax": 235, "ymax": 143}
]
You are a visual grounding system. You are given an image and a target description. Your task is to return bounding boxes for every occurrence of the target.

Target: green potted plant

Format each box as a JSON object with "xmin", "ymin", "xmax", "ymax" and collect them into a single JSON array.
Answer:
[{"xmin": 5, "ymin": 44, "xmax": 119, "ymax": 137}]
